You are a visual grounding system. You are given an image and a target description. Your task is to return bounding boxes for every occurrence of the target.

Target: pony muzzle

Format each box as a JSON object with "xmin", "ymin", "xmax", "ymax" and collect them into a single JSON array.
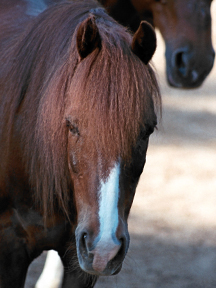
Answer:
[{"xmin": 76, "ymin": 227, "xmax": 128, "ymax": 276}]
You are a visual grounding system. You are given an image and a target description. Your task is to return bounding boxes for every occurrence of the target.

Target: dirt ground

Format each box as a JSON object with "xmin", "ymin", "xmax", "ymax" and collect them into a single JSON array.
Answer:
[{"xmin": 25, "ymin": 2, "xmax": 216, "ymax": 288}]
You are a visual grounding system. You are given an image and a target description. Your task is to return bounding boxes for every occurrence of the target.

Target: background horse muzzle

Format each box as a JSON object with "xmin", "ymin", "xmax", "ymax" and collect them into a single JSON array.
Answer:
[{"xmin": 165, "ymin": 42, "xmax": 215, "ymax": 88}]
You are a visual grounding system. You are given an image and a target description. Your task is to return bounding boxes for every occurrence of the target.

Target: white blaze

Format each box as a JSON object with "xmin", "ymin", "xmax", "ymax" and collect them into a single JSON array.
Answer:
[
  {"xmin": 92, "ymin": 162, "xmax": 121, "ymax": 272},
  {"xmin": 97, "ymin": 162, "xmax": 120, "ymax": 246}
]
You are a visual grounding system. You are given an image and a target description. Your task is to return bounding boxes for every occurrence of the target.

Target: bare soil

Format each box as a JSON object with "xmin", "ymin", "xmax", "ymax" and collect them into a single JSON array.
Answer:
[{"xmin": 25, "ymin": 3, "xmax": 216, "ymax": 287}]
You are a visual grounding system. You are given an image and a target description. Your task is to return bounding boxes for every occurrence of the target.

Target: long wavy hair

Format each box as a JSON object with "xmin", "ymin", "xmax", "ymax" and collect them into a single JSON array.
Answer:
[{"xmin": 0, "ymin": 0, "xmax": 161, "ymax": 218}]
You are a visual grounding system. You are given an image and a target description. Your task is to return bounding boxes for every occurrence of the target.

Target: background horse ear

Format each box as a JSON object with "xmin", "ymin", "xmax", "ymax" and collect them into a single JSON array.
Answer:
[
  {"xmin": 77, "ymin": 16, "xmax": 101, "ymax": 59},
  {"xmin": 131, "ymin": 21, "xmax": 156, "ymax": 65}
]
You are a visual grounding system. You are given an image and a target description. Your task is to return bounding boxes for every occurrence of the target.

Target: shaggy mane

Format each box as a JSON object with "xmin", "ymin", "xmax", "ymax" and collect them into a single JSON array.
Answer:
[{"xmin": 0, "ymin": 0, "xmax": 161, "ymax": 219}]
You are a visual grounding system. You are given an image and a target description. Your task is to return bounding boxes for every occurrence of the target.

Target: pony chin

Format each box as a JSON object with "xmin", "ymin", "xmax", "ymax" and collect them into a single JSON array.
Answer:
[{"xmin": 77, "ymin": 253, "xmax": 123, "ymax": 277}]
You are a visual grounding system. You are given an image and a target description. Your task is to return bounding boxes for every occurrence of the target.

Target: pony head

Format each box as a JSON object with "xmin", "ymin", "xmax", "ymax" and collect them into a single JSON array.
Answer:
[{"xmin": 63, "ymin": 14, "xmax": 159, "ymax": 275}]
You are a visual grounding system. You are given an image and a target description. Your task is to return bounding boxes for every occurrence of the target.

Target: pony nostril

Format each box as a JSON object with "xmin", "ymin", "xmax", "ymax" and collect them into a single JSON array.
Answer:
[
  {"xmin": 115, "ymin": 239, "xmax": 123, "ymax": 258},
  {"xmin": 83, "ymin": 233, "xmax": 87, "ymax": 247},
  {"xmin": 80, "ymin": 232, "xmax": 89, "ymax": 258},
  {"xmin": 118, "ymin": 237, "xmax": 126, "ymax": 256}
]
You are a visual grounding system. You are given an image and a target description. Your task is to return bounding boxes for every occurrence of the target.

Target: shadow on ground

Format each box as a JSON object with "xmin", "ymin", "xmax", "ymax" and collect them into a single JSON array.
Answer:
[{"xmin": 26, "ymin": 220, "xmax": 216, "ymax": 288}]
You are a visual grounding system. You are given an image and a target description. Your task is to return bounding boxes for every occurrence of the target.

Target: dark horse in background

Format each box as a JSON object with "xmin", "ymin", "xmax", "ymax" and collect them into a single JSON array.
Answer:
[
  {"xmin": 100, "ymin": 0, "xmax": 215, "ymax": 88},
  {"xmin": 11, "ymin": 0, "xmax": 215, "ymax": 89},
  {"xmin": 0, "ymin": 0, "xmax": 161, "ymax": 287}
]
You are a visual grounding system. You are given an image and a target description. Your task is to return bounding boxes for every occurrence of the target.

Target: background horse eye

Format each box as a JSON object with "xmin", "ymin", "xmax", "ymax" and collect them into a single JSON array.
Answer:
[{"xmin": 155, "ymin": 0, "xmax": 167, "ymax": 4}]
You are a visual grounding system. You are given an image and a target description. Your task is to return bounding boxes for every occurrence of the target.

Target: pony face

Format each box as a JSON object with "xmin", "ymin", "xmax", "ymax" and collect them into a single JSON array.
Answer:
[
  {"xmin": 65, "ymin": 112, "xmax": 154, "ymax": 276},
  {"xmin": 62, "ymin": 16, "xmax": 159, "ymax": 276}
]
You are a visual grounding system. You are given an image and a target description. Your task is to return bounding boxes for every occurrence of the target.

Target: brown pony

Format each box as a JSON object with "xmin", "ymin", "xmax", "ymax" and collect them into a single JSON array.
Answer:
[
  {"xmin": 99, "ymin": 0, "xmax": 215, "ymax": 88},
  {"xmin": 0, "ymin": 0, "xmax": 161, "ymax": 287}
]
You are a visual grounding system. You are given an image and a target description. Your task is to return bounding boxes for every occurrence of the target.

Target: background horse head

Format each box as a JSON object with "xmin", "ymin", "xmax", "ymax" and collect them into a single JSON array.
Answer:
[
  {"xmin": 0, "ymin": 0, "xmax": 160, "ymax": 286},
  {"xmin": 100, "ymin": 0, "xmax": 215, "ymax": 88}
]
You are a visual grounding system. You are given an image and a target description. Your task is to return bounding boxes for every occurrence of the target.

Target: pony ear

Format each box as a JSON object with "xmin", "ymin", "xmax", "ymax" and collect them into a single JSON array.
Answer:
[
  {"xmin": 131, "ymin": 21, "xmax": 156, "ymax": 65},
  {"xmin": 76, "ymin": 16, "xmax": 101, "ymax": 59}
]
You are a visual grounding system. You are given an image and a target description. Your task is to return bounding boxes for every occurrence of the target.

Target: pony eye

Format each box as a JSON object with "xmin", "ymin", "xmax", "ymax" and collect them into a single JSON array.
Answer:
[
  {"xmin": 140, "ymin": 124, "xmax": 156, "ymax": 139},
  {"xmin": 146, "ymin": 126, "xmax": 156, "ymax": 137},
  {"xmin": 66, "ymin": 119, "xmax": 79, "ymax": 136}
]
